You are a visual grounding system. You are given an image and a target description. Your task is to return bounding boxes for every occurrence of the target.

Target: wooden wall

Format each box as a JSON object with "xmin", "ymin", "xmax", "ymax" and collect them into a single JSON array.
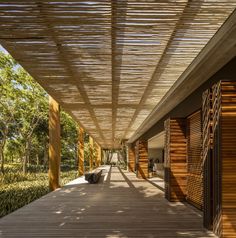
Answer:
[
  {"xmin": 164, "ymin": 118, "xmax": 187, "ymax": 202},
  {"xmin": 213, "ymin": 81, "xmax": 236, "ymax": 237},
  {"xmin": 128, "ymin": 145, "xmax": 135, "ymax": 172},
  {"xmin": 136, "ymin": 140, "xmax": 148, "ymax": 179},
  {"xmin": 203, "ymin": 81, "xmax": 236, "ymax": 237},
  {"xmin": 220, "ymin": 81, "xmax": 236, "ymax": 238},
  {"xmin": 186, "ymin": 110, "xmax": 203, "ymax": 210}
]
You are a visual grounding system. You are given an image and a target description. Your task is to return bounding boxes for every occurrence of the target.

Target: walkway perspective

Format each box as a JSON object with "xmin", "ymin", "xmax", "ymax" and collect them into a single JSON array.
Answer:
[{"xmin": 0, "ymin": 167, "xmax": 216, "ymax": 238}]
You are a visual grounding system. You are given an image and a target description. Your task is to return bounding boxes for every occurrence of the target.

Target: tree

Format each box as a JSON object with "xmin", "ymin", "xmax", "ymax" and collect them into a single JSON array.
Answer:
[
  {"xmin": 117, "ymin": 144, "xmax": 127, "ymax": 168},
  {"xmin": 0, "ymin": 51, "xmax": 82, "ymax": 174},
  {"xmin": 33, "ymin": 117, "xmax": 49, "ymax": 168},
  {"xmin": 11, "ymin": 67, "xmax": 48, "ymax": 174},
  {"xmin": 60, "ymin": 111, "xmax": 77, "ymax": 170},
  {"xmin": 103, "ymin": 149, "xmax": 115, "ymax": 164},
  {"xmin": 0, "ymin": 52, "xmax": 18, "ymax": 173},
  {"xmin": 0, "ymin": 52, "xmax": 48, "ymax": 174}
]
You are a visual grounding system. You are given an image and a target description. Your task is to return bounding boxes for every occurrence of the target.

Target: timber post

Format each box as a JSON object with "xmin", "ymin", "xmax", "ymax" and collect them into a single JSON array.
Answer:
[
  {"xmin": 136, "ymin": 140, "xmax": 149, "ymax": 179},
  {"xmin": 89, "ymin": 136, "xmax": 94, "ymax": 171},
  {"xmin": 78, "ymin": 126, "xmax": 85, "ymax": 176},
  {"xmin": 48, "ymin": 96, "xmax": 61, "ymax": 191}
]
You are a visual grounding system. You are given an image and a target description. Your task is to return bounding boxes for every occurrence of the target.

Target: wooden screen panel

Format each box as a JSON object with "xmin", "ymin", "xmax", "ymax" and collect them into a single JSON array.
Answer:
[
  {"xmin": 186, "ymin": 110, "xmax": 203, "ymax": 210},
  {"xmin": 212, "ymin": 81, "xmax": 222, "ymax": 237},
  {"xmin": 128, "ymin": 145, "xmax": 135, "ymax": 172},
  {"xmin": 220, "ymin": 81, "xmax": 236, "ymax": 237},
  {"xmin": 211, "ymin": 81, "xmax": 236, "ymax": 237},
  {"xmin": 136, "ymin": 140, "xmax": 148, "ymax": 179},
  {"xmin": 164, "ymin": 118, "xmax": 187, "ymax": 202},
  {"xmin": 202, "ymin": 88, "xmax": 214, "ymax": 230}
]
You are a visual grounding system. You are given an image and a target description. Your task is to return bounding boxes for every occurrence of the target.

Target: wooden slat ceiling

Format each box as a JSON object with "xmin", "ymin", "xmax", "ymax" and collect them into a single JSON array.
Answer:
[{"xmin": 0, "ymin": 1, "xmax": 235, "ymax": 148}]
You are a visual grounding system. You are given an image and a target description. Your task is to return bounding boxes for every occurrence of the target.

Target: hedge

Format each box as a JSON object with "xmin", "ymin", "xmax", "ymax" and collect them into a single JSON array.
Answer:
[{"xmin": 0, "ymin": 171, "xmax": 77, "ymax": 218}]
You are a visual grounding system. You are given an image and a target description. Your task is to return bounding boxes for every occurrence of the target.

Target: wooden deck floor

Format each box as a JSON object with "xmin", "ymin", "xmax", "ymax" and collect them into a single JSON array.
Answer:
[{"xmin": 0, "ymin": 166, "xmax": 216, "ymax": 238}]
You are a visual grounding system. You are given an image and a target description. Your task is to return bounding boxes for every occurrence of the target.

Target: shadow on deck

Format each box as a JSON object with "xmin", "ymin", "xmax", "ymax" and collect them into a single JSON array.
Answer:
[{"xmin": 0, "ymin": 166, "xmax": 216, "ymax": 238}]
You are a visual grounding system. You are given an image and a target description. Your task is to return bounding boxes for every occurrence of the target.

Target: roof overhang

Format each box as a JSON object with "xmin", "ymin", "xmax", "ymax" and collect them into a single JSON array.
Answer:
[{"xmin": 128, "ymin": 9, "xmax": 236, "ymax": 144}]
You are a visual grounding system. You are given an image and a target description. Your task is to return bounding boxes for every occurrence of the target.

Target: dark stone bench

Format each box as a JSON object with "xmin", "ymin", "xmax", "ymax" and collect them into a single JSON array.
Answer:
[{"xmin": 85, "ymin": 169, "xmax": 103, "ymax": 184}]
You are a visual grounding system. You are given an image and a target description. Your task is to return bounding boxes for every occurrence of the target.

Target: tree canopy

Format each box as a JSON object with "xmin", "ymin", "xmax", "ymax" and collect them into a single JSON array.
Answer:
[{"xmin": 0, "ymin": 52, "xmax": 80, "ymax": 174}]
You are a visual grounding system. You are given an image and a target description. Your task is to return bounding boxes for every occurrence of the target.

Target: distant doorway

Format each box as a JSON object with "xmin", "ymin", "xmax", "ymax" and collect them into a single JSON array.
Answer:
[{"xmin": 148, "ymin": 132, "xmax": 165, "ymax": 179}]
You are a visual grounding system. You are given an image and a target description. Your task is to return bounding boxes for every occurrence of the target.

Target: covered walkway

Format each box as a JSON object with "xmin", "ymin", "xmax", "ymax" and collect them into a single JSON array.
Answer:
[
  {"xmin": 0, "ymin": 167, "xmax": 215, "ymax": 238},
  {"xmin": 0, "ymin": 2, "xmax": 236, "ymax": 237}
]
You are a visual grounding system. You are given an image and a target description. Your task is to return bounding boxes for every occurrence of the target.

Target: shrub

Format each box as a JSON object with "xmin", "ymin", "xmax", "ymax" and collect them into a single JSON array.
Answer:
[
  {"xmin": 0, "ymin": 180, "xmax": 49, "ymax": 217},
  {"xmin": 0, "ymin": 172, "xmax": 29, "ymax": 184},
  {"xmin": 0, "ymin": 170, "xmax": 77, "ymax": 218}
]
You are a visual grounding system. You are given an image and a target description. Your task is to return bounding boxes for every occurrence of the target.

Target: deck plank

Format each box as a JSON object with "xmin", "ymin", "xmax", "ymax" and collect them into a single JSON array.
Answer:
[{"xmin": 0, "ymin": 166, "xmax": 216, "ymax": 237}]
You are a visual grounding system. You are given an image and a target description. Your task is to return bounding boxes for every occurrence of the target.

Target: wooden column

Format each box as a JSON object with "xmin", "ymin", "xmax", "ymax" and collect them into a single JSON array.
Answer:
[
  {"xmin": 48, "ymin": 96, "xmax": 61, "ymax": 191},
  {"xmin": 136, "ymin": 140, "xmax": 148, "ymax": 179},
  {"xmin": 164, "ymin": 118, "xmax": 187, "ymax": 202},
  {"xmin": 101, "ymin": 149, "xmax": 104, "ymax": 165},
  {"xmin": 97, "ymin": 145, "xmax": 101, "ymax": 167},
  {"xmin": 94, "ymin": 142, "xmax": 100, "ymax": 168},
  {"xmin": 89, "ymin": 136, "xmax": 94, "ymax": 171},
  {"xmin": 78, "ymin": 126, "xmax": 84, "ymax": 176},
  {"xmin": 128, "ymin": 145, "xmax": 135, "ymax": 172}
]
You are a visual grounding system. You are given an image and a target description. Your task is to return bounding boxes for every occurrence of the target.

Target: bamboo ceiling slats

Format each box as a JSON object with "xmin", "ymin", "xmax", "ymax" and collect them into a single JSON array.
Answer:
[{"xmin": 0, "ymin": 1, "xmax": 235, "ymax": 148}]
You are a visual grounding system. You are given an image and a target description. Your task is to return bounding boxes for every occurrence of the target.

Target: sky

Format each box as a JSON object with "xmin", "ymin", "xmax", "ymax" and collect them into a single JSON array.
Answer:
[
  {"xmin": 0, "ymin": 45, "xmax": 8, "ymax": 54},
  {"xmin": 0, "ymin": 44, "xmax": 21, "ymax": 70}
]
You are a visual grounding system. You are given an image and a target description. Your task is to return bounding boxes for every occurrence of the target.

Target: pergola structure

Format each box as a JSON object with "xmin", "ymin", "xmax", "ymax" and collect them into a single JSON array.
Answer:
[
  {"xmin": 0, "ymin": 1, "xmax": 236, "ymax": 237},
  {"xmin": 0, "ymin": 1, "xmax": 235, "ymax": 149}
]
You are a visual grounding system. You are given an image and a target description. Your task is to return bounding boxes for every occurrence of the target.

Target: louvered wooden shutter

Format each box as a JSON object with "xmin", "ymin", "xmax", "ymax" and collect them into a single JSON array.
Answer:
[
  {"xmin": 164, "ymin": 118, "xmax": 187, "ymax": 202},
  {"xmin": 202, "ymin": 88, "xmax": 213, "ymax": 230},
  {"xmin": 186, "ymin": 110, "xmax": 203, "ymax": 210}
]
